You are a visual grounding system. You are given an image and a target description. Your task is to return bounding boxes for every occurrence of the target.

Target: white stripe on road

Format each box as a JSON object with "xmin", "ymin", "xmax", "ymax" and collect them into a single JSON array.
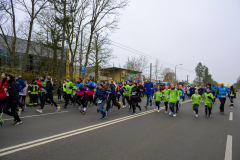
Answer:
[
  {"xmin": 229, "ymin": 112, "xmax": 233, "ymax": 121},
  {"xmin": 0, "ymin": 100, "xmax": 191, "ymax": 157},
  {"xmin": 224, "ymin": 135, "xmax": 232, "ymax": 160},
  {"xmin": 3, "ymin": 111, "xmax": 68, "ymax": 121}
]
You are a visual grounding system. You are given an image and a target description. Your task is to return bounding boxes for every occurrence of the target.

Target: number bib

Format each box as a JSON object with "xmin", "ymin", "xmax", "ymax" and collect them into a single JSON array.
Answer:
[
  {"xmin": 19, "ymin": 92, "xmax": 23, "ymax": 95},
  {"xmin": 221, "ymin": 94, "xmax": 226, "ymax": 98},
  {"xmin": 98, "ymin": 100, "xmax": 102, "ymax": 103},
  {"xmin": 6, "ymin": 92, "xmax": 9, "ymax": 97},
  {"xmin": 158, "ymin": 95, "xmax": 162, "ymax": 97},
  {"xmin": 132, "ymin": 92, "xmax": 136, "ymax": 95}
]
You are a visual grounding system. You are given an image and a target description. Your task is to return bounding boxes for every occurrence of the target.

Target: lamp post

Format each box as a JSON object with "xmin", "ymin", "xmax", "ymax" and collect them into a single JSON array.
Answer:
[{"xmin": 175, "ymin": 64, "xmax": 182, "ymax": 84}]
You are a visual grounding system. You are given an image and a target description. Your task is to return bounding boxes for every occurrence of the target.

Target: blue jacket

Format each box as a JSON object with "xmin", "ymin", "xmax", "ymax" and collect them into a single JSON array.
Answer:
[
  {"xmin": 76, "ymin": 82, "xmax": 84, "ymax": 90},
  {"xmin": 96, "ymin": 83, "xmax": 100, "ymax": 93},
  {"xmin": 87, "ymin": 81, "xmax": 95, "ymax": 89},
  {"xmin": 108, "ymin": 84, "xmax": 116, "ymax": 96},
  {"xmin": 180, "ymin": 89, "xmax": 184, "ymax": 97},
  {"xmin": 211, "ymin": 86, "xmax": 217, "ymax": 90},
  {"xmin": 217, "ymin": 86, "xmax": 229, "ymax": 98},
  {"xmin": 144, "ymin": 82, "xmax": 153, "ymax": 94},
  {"xmin": 96, "ymin": 89, "xmax": 107, "ymax": 100},
  {"xmin": 16, "ymin": 78, "xmax": 26, "ymax": 92}
]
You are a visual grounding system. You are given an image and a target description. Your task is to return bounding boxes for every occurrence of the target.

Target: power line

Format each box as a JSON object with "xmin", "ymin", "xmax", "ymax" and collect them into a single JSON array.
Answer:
[{"xmin": 111, "ymin": 42, "xmax": 194, "ymax": 73}]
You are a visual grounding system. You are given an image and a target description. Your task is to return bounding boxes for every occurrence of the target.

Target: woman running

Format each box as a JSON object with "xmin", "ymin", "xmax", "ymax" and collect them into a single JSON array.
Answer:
[
  {"xmin": 191, "ymin": 90, "xmax": 202, "ymax": 117},
  {"xmin": 154, "ymin": 85, "xmax": 163, "ymax": 112}
]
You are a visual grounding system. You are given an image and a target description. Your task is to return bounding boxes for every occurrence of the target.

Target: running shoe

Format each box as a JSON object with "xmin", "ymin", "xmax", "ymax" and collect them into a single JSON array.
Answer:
[
  {"xmin": 157, "ymin": 110, "xmax": 160, "ymax": 112},
  {"xmin": 169, "ymin": 112, "xmax": 172, "ymax": 115},
  {"xmin": 108, "ymin": 110, "xmax": 111, "ymax": 113},
  {"xmin": 144, "ymin": 106, "xmax": 147, "ymax": 110},
  {"xmin": 195, "ymin": 114, "xmax": 198, "ymax": 117},
  {"xmin": 76, "ymin": 105, "xmax": 80, "ymax": 109},
  {"xmin": 82, "ymin": 111, "xmax": 86, "ymax": 115},
  {"xmin": 118, "ymin": 102, "xmax": 122, "ymax": 109},
  {"xmin": 13, "ymin": 120, "xmax": 22, "ymax": 125},
  {"xmin": 221, "ymin": 112, "xmax": 224, "ymax": 115},
  {"xmin": 122, "ymin": 105, "xmax": 126, "ymax": 108},
  {"xmin": 22, "ymin": 105, "xmax": 26, "ymax": 112},
  {"xmin": 132, "ymin": 112, "xmax": 136, "ymax": 115},
  {"xmin": 56, "ymin": 107, "xmax": 60, "ymax": 112},
  {"xmin": 165, "ymin": 111, "xmax": 168, "ymax": 114},
  {"xmin": 0, "ymin": 119, "xmax": 4, "ymax": 127},
  {"xmin": 173, "ymin": 114, "xmax": 176, "ymax": 117},
  {"xmin": 36, "ymin": 109, "xmax": 43, "ymax": 113},
  {"xmin": 52, "ymin": 104, "xmax": 55, "ymax": 109},
  {"xmin": 17, "ymin": 109, "xmax": 22, "ymax": 116}
]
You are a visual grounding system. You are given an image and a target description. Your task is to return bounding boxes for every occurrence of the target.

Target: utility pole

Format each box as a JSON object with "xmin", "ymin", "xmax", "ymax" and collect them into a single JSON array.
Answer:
[
  {"xmin": 113, "ymin": 63, "xmax": 114, "ymax": 80},
  {"xmin": 79, "ymin": 30, "xmax": 83, "ymax": 79},
  {"xmin": 150, "ymin": 63, "xmax": 152, "ymax": 81},
  {"xmin": 175, "ymin": 66, "xmax": 176, "ymax": 84},
  {"xmin": 187, "ymin": 75, "xmax": 188, "ymax": 83}
]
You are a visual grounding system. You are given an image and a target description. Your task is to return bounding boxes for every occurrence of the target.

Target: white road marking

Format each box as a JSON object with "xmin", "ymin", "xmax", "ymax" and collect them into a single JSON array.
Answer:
[
  {"xmin": 0, "ymin": 100, "xmax": 192, "ymax": 157},
  {"xmin": 224, "ymin": 135, "xmax": 232, "ymax": 160},
  {"xmin": 229, "ymin": 112, "xmax": 233, "ymax": 121},
  {"xmin": 3, "ymin": 111, "xmax": 68, "ymax": 121}
]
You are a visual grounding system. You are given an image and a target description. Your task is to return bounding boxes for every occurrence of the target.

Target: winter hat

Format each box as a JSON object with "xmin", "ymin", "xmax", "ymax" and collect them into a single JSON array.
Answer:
[
  {"xmin": 7, "ymin": 74, "xmax": 15, "ymax": 81},
  {"xmin": 134, "ymin": 82, "xmax": 137, "ymax": 86},
  {"xmin": 102, "ymin": 81, "xmax": 105, "ymax": 84},
  {"xmin": 220, "ymin": 82, "xmax": 224, "ymax": 85},
  {"xmin": 46, "ymin": 77, "xmax": 51, "ymax": 81},
  {"xmin": 129, "ymin": 80, "xmax": 132, "ymax": 83}
]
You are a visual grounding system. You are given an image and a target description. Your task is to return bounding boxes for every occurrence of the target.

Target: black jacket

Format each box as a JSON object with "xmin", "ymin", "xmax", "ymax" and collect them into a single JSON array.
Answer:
[
  {"xmin": 138, "ymin": 85, "xmax": 143, "ymax": 91},
  {"xmin": 7, "ymin": 79, "xmax": 19, "ymax": 100},
  {"xmin": 132, "ymin": 86, "xmax": 140, "ymax": 95},
  {"xmin": 45, "ymin": 81, "xmax": 54, "ymax": 95}
]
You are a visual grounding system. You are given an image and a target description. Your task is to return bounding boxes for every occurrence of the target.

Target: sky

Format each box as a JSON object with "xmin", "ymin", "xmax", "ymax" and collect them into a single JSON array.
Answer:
[{"xmin": 109, "ymin": 0, "xmax": 240, "ymax": 85}]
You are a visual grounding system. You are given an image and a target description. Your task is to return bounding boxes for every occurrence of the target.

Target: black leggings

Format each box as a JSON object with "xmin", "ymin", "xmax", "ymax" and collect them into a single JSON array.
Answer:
[
  {"xmin": 205, "ymin": 105, "xmax": 212, "ymax": 116},
  {"xmin": 21, "ymin": 96, "xmax": 26, "ymax": 103},
  {"xmin": 3, "ymin": 100, "xmax": 20, "ymax": 121},
  {"xmin": 230, "ymin": 96, "xmax": 234, "ymax": 106},
  {"xmin": 41, "ymin": 93, "xmax": 58, "ymax": 109},
  {"xmin": 132, "ymin": 98, "xmax": 141, "ymax": 113},
  {"xmin": 64, "ymin": 94, "xmax": 75, "ymax": 107},
  {"xmin": 176, "ymin": 101, "xmax": 180, "ymax": 113},
  {"xmin": 0, "ymin": 98, "xmax": 7, "ymax": 112},
  {"xmin": 107, "ymin": 96, "xmax": 120, "ymax": 111},
  {"xmin": 193, "ymin": 104, "xmax": 199, "ymax": 114},
  {"xmin": 155, "ymin": 101, "xmax": 161, "ymax": 110},
  {"xmin": 164, "ymin": 102, "xmax": 168, "ymax": 111},
  {"xmin": 219, "ymin": 98, "xmax": 226, "ymax": 112}
]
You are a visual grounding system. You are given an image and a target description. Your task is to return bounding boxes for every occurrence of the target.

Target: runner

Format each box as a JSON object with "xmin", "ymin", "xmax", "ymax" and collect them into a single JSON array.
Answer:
[
  {"xmin": 3, "ymin": 73, "xmax": 22, "ymax": 125},
  {"xmin": 36, "ymin": 77, "xmax": 41, "ymax": 104},
  {"xmin": 175, "ymin": 85, "xmax": 183, "ymax": 113},
  {"xmin": 204, "ymin": 84, "xmax": 216, "ymax": 104},
  {"xmin": 203, "ymin": 88, "xmax": 214, "ymax": 118},
  {"xmin": 122, "ymin": 81, "xmax": 130, "ymax": 108},
  {"xmin": 181, "ymin": 84, "xmax": 187, "ymax": 101},
  {"xmin": 217, "ymin": 82, "xmax": 229, "ymax": 114},
  {"xmin": 0, "ymin": 72, "xmax": 9, "ymax": 126},
  {"xmin": 95, "ymin": 84, "xmax": 107, "ymax": 119},
  {"xmin": 130, "ymin": 82, "xmax": 141, "ymax": 115},
  {"xmin": 116, "ymin": 83, "xmax": 121, "ymax": 102},
  {"xmin": 144, "ymin": 78, "xmax": 153, "ymax": 109},
  {"xmin": 106, "ymin": 80, "xmax": 121, "ymax": 112},
  {"xmin": 126, "ymin": 80, "xmax": 134, "ymax": 110},
  {"xmin": 63, "ymin": 77, "xmax": 74, "ymax": 109},
  {"xmin": 138, "ymin": 82, "xmax": 144, "ymax": 97},
  {"xmin": 62, "ymin": 79, "xmax": 66, "ymax": 101},
  {"xmin": 36, "ymin": 77, "xmax": 60, "ymax": 113},
  {"xmin": 168, "ymin": 84, "xmax": 179, "ymax": 117},
  {"xmin": 75, "ymin": 78, "xmax": 84, "ymax": 109},
  {"xmin": 229, "ymin": 86, "xmax": 236, "ymax": 108},
  {"xmin": 15, "ymin": 75, "xmax": 26, "ymax": 111},
  {"xmin": 191, "ymin": 90, "xmax": 202, "ymax": 117},
  {"xmin": 154, "ymin": 85, "xmax": 163, "ymax": 112},
  {"xmin": 84, "ymin": 77, "xmax": 96, "ymax": 109},
  {"xmin": 40, "ymin": 75, "xmax": 53, "ymax": 108},
  {"xmin": 162, "ymin": 85, "xmax": 169, "ymax": 113},
  {"xmin": 186, "ymin": 85, "xmax": 191, "ymax": 98},
  {"xmin": 211, "ymin": 84, "xmax": 217, "ymax": 103},
  {"xmin": 28, "ymin": 79, "xmax": 40, "ymax": 107},
  {"xmin": 22, "ymin": 81, "xmax": 28, "ymax": 105}
]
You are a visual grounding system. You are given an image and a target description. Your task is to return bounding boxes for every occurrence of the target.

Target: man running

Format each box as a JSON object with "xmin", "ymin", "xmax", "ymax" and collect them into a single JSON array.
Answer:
[
  {"xmin": 144, "ymin": 78, "xmax": 153, "ymax": 109},
  {"xmin": 217, "ymin": 82, "xmax": 229, "ymax": 115},
  {"xmin": 138, "ymin": 82, "xmax": 144, "ymax": 97},
  {"xmin": 0, "ymin": 72, "xmax": 9, "ymax": 126},
  {"xmin": 63, "ymin": 77, "xmax": 74, "ymax": 108},
  {"xmin": 168, "ymin": 84, "xmax": 179, "ymax": 117},
  {"xmin": 15, "ymin": 75, "xmax": 26, "ymax": 111},
  {"xmin": 122, "ymin": 81, "xmax": 130, "ymax": 108}
]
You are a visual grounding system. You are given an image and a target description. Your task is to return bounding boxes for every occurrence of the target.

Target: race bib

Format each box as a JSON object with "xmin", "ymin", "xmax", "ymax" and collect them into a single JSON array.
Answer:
[
  {"xmin": 19, "ymin": 92, "xmax": 23, "ymax": 95},
  {"xmin": 158, "ymin": 95, "xmax": 162, "ymax": 97},
  {"xmin": 42, "ymin": 88, "xmax": 45, "ymax": 91},
  {"xmin": 117, "ymin": 91, "xmax": 120, "ymax": 94},
  {"xmin": 86, "ymin": 88, "xmax": 89, "ymax": 90},
  {"xmin": 221, "ymin": 94, "xmax": 226, "ymax": 98},
  {"xmin": 98, "ymin": 100, "xmax": 102, "ymax": 103},
  {"xmin": 132, "ymin": 92, "xmax": 136, "ymax": 95},
  {"xmin": 6, "ymin": 92, "xmax": 9, "ymax": 96},
  {"xmin": 140, "ymin": 89, "xmax": 143, "ymax": 91}
]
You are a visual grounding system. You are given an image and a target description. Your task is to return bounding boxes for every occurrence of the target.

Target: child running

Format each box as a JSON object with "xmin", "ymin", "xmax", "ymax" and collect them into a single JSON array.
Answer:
[
  {"xmin": 95, "ymin": 84, "xmax": 107, "ymax": 119},
  {"xmin": 154, "ymin": 85, "xmax": 163, "ymax": 112},
  {"xmin": 162, "ymin": 85, "xmax": 169, "ymax": 113},
  {"xmin": 190, "ymin": 90, "xmax": 202, "ymax": 117},
  {"xmin": 203, "ymin": 89, "xmax": 213, "ymax": 118}
]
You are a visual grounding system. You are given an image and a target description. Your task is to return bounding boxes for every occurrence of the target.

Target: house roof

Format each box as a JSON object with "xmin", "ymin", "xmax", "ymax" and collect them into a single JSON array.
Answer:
[{"xmin": 101, "ymin": 67, "xmax": 142, "ymax": 74}]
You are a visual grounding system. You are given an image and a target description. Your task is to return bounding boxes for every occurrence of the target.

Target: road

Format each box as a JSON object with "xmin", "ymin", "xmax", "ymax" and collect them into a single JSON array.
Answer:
[{"xmin": 0, "ymin": 94, "xmax": 239, "ymax": 160}]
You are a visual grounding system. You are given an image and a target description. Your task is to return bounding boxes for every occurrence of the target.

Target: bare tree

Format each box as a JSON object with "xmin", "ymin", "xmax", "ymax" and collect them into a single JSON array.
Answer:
[
  {"xmin": 18, "ymin": 0, "xmax": 47, "ymax": 72},
  {"xmin": 0, "ymin": 0, "xmax": 11, "ymax": 25},
  {"xmin": 153, "ymin": 59, "xmax": 163, "ymax": 82},
  {"xmin": 89, "ymin": 32, "xmax": 114, "ymax": 81},
  {"xmin": 82, "ymin": 0, "xmax": 129, "ymax": 78},
  {"xmin": 162, "ymin": 68, "xmax": 175, "ymax": 84},
  {"xmin": 124, "ymin": 56, "xmax": 148, "ymax": 73}
]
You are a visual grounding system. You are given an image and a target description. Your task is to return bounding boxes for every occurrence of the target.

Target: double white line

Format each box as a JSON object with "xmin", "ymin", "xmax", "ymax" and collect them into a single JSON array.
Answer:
[{"xmin": 0, "ymin": 100, "xmax": 191, "ymax": 157}]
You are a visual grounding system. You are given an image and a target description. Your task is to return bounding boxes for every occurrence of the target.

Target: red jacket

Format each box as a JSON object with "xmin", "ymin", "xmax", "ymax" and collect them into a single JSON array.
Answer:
[
  {"xmin": 36, "ymin": 80, "xmax": 42, "ymax": 91},
  {"xmin": 0, "ymin": 79, "xmax": 9, "ymax": 98}
]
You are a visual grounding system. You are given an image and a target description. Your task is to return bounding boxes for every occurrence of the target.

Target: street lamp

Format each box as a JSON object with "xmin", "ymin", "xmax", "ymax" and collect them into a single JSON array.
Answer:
[{"xmin": 175, "ymin": 64, "xmax": 182, "ymax": 84}]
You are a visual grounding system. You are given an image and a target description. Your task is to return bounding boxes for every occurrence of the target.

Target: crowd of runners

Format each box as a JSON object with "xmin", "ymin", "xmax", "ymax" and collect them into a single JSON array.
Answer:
[{"xmin": 0, "ymin": 72, "xmax": 237, "ymax": 126}]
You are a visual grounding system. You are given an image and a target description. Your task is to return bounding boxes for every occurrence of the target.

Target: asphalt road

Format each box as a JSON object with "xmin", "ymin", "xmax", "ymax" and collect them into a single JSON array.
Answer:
[{"xmin": 0, "ymin": 94, "xmax": 239, "ymax": 160}]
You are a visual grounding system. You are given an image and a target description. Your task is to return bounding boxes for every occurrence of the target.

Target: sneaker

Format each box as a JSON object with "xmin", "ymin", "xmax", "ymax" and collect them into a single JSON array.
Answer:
[
  {"xmin": 76, "ymin": 105, "xmax": 80, "ymax": 109},
  {"xmin": 22, "ymin": 105, "xmax": 26, "ymax": 112},
  {"xmin": 122, "ymin": 105, "xmax": 126, "ymax": 108},
  {"xmin": 157, "ymin": 110, "xmax": 160, "ymax": 112},
  {"xmin": 173, "ymin": 114, "xmax": 176, "ymax": 117},
  {"xmin": 36, "ymin": 109, "xmax": 42, "ymax": 113},
  {"xmin": 52, "ymin": 104, "xmax": 55, "ymax": 109},
  {"xmin": 17, "ymin": 109, "xmax": 22, "ymax": 116},
  {"xmin": 169, "ymin": 112, "xmax": 172, "ymax": 115},
  {"xmin": 0, "ymin": 119, "xmax": 4, "ymax": 127},
  {"xmin": 100, "ymin": 115, "xmax": 105, "ymax": 120},
  {"xmin": 205, "ymin": 115, "xmax": 208, "ymax": 118},
  {"xmin": 13, "ymin": 120, "xmax": 22, "ymax": 126},
  {"xmin": 132, "ymin": 112, "xmax": 136, "ymax": 115},
  {"xmin": 82, "ymin": 111, "xmax": 86, "ymax": 115},
  {"xmin": 165, "ymin": 111, "xmax": 168, "ymax": 114},
  {"xmin": 118, "ymin": 102, "xmax": 122, "ymax": 109},
  {"xmin": 144, "ymin": 106, "xmax": 147, "ymax": 110},
  {"xmin": 108, "ymin": 110, "xmax": 111, "ymax": 113},
  {"xmin": 195, "ymin": 114, "xmax": 198, "ymax": 117},
  {"xmin": 56, "ymin": 107, "xmax": 60, "ymax": 112}
]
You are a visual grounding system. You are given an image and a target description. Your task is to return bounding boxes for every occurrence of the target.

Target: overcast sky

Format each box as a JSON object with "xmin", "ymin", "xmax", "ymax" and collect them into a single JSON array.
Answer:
[{"xmin": 109, "ymin": 0, "xmax": 240, "ymax": 85}]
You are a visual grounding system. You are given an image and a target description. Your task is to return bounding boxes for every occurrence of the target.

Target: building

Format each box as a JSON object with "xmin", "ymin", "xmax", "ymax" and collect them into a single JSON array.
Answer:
[
  {"xmin": 0, "ymin": 35, "xmax": 67, "ymax": 76},
  {"xmin": 100, "ymin": 67, "xmax": 142, "ymax": 83}
]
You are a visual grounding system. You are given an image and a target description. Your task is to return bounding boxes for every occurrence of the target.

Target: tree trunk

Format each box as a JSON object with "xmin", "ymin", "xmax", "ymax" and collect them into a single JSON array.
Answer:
[{"xmin": 11, "ymin": 0, "xmax": 16, "ymax": 69}]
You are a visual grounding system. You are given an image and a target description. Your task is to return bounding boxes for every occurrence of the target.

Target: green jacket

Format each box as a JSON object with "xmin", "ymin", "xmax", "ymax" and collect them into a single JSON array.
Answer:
[
  {"xmin": 63, "ymin": 83, "xmax": 66, "ymax": 92},
  {"xmin": 162, "ymin": 89, "xmax": 169, "ymax": 102},
  {"xmin": 203, "ymin": 92, "xmax": 213, "ymax": 107},
  {"xmin": 168, "ymin": 88, "xmax": 179, "ymax": 103},
  {"xmin": 191, "ymin": 94, "xmax": 202, "ymax": 106},
  {"xmin": 126, "ymin": 85, "xmax": 134, "ymax": 97},
  {"xmin": 154, "ymin": 91, "xmax": 163, "ymax": 102},
  {"xmin": 41, "ymin": 80, "xmax": 47, "ymax": 92},
  {"xmin": 122, "ymin": 85, "xmax": 128, "ymax": 96},
  {"xmin": 73, "ymin": 86, "xmax": 76, "ymax": 96},
  {"xmin": 64, "ymin": 81, "xmax": 73, "ymax": 94}
]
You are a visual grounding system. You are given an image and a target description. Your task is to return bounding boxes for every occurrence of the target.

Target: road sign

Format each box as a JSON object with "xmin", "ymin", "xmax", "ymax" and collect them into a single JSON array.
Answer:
[{"xmin": 81, "ymin": 66, "xmax": 85, "ymax": 73}]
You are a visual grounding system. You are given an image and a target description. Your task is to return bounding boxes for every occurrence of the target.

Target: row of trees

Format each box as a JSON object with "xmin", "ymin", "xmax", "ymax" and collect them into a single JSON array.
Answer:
[
  {"xmin": 194, "ymin": 62, "xmax": 219, "ymax": 86},
  {"xmin": 0, "ymin": 0, "xmax": 129, "ymax": 80}
]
